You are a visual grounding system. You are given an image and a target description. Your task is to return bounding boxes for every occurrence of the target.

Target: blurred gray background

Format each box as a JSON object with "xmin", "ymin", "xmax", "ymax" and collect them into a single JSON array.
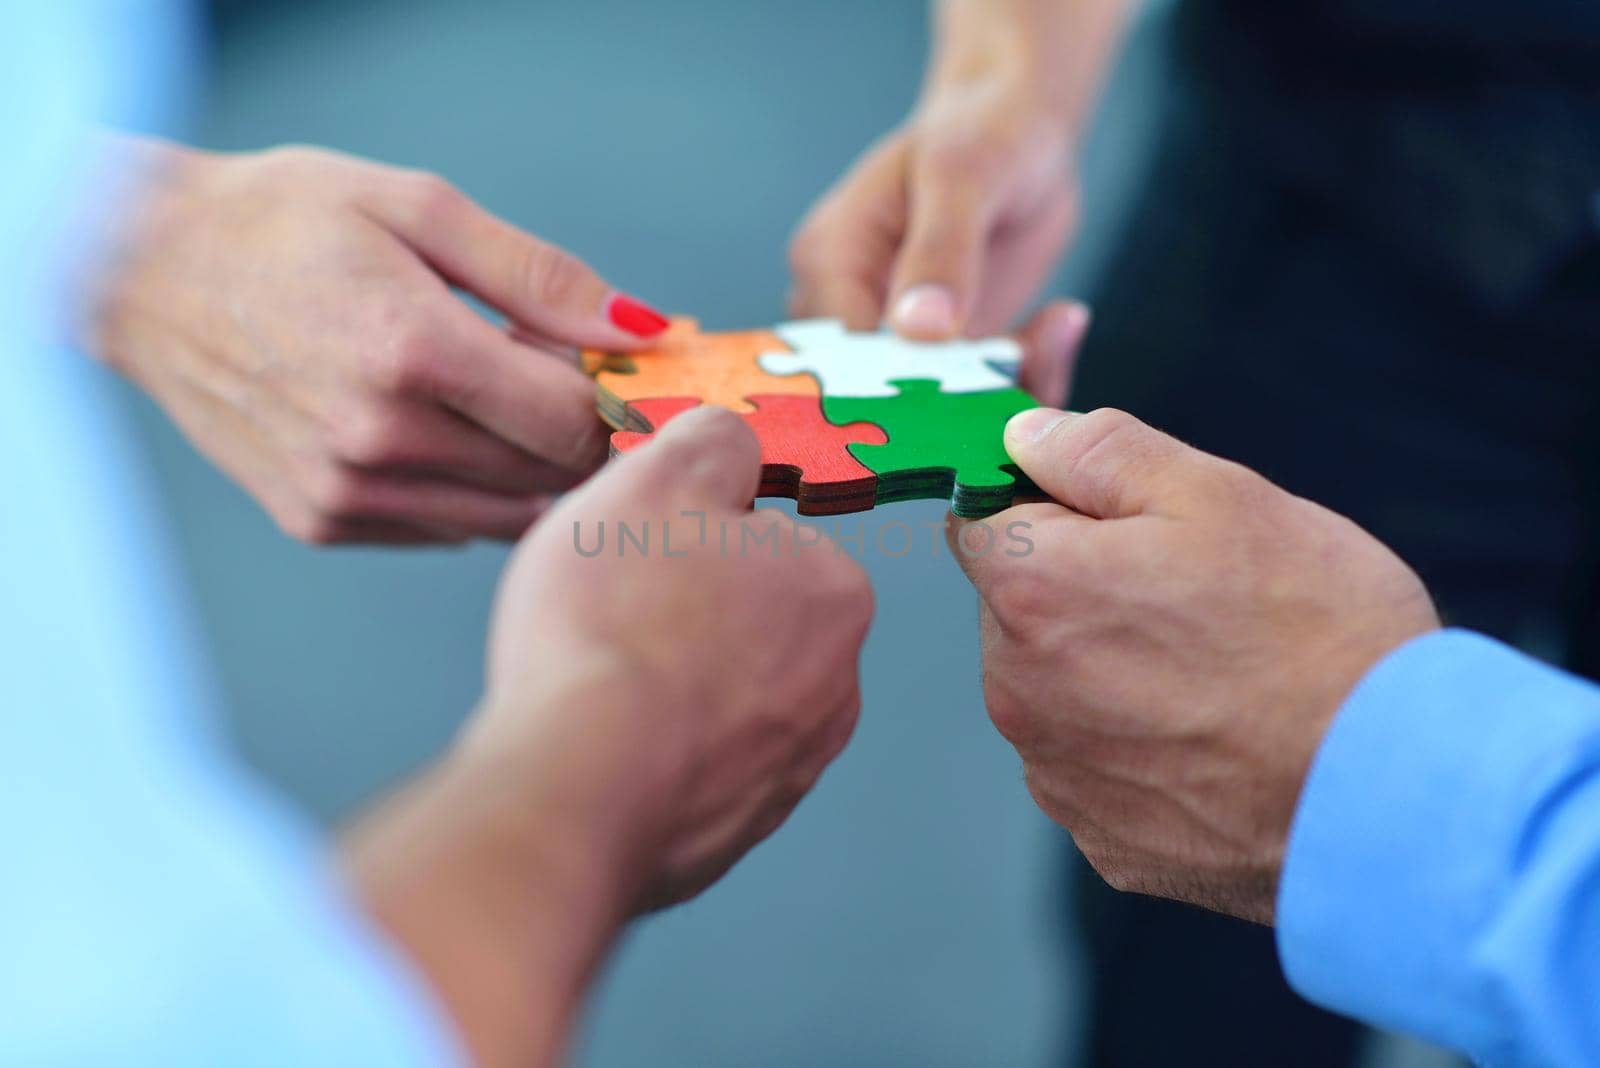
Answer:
[{"xmin": 119, "ymin": 2, "xmax": 1441, "ymax": 1065}]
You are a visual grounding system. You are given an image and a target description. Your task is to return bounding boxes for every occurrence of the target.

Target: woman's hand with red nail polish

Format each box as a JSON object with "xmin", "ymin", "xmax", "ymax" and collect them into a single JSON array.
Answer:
[
  {"xmin": 80, "ymin": 138, "xmax": 670, "ymax": 546},
  {"xmin": 606, "ymin": 293, "xmax": 671, "ymax": 336}
]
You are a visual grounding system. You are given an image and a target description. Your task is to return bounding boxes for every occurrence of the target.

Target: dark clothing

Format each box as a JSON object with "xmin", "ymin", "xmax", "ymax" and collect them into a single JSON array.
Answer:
[
  {"xmin": 1195, "ymin": 0, "xmax": 1600, "ymax": 308},
  {"xmin": 1068, "ymin": 1, "xmax": 1600, "ymax": 1063}
]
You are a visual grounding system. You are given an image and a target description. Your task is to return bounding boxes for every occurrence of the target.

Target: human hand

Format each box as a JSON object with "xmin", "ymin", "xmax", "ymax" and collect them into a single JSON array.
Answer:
[
  {"xmin": 791, "ymin": 76, "xmax": 1078, "ymax": 343},
  {"xmin": 955, "ymin": 408, "xmax": 1439, "ymax": 922},
  {"xmin": 472, "ymin": 405, "xmax": 874, "ymax": 909},
  {"xmin": 788, "ymin": 64, "xmax": 1090, "ymax": 403},
  {"xmin": 81, "ymin": 138, "xmax": 670, "ymax": 545},
  {"xmin": 346, "ymin": 408, "xmax": 872, "ymax": 1065}
]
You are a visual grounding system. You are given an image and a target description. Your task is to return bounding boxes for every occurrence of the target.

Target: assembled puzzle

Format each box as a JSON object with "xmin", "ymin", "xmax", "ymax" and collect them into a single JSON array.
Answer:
[{"xmin": 587, "ymin": 317, "xmax": 1043, "ymax": 518}]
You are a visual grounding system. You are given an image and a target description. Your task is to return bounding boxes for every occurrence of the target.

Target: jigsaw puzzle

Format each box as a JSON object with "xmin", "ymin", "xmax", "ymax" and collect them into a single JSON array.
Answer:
[
  {"xmin": 758, "ymin": 318, "xmax": 1021, "ymax": 397},
  {"xmin": 588, "ymin": 317, "xmax": 1045, "ymax": 518},
  {"xmin": 591, "ymin": 317, "xmax": 814, "ymax": 429},
  {"xmin": 823, "ymin": 380, "xmax": 1040, "ymax": 516},
  {"xmin": 611, "ymin": 394, "xmax": 888, "ymax": 515}
]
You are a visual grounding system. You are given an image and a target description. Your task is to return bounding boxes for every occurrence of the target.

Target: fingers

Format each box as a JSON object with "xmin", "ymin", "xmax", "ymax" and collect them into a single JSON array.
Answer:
[
  {"xmin": 1002, "ymin": 407, "xmax": 1236, "ymax": 520},
  {"xmin": 285, "ymin": 475, "xmax": 553, "ymax": 544},
  {"xmin": 400, "ymin": 304, "xmax": 613, "ymax": 476},
  {"xmin": 943, "ymin": 502, "xmax": 1067, "ymax": 592},
  {"xmin": 568, "ymin": 405, "xmax": 764, "ymax": 517},
  {"xmin": 346, "ymin": 479, "xmax": 553, "ymax": 540},
  {"xmin": 966, "ymin": 192, "xmax": 1078, "ymax": 337},
  {"xmin": 338, "ymin": 398, "xmax": 590, "ymax": 496},
  {"xmin": 1014, "ymin": 299, "xmax": 1092, "ymax": 406},
  {"xmin": 886, "ymin": 157, "xmax": 993, "ymax": 340},
  {"xmin": 787, "ymin": 272, "xmax": 884, "ymax": 333},
  {"xmin": 292, "ymin": 519, "xmax": 468, "ymax": 548},
  {"xmin": 366, "ymin": 172, "xmax": 669, "ymax": 350},
  {"xmin": 788, "ymin": 137, "xmax": 909, "ymax": 330}
]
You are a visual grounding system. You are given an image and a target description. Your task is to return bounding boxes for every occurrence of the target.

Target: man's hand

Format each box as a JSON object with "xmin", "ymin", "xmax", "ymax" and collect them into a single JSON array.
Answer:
[
  {"xmin": 346, "ymin": 408, "xmax": 873, "ymax": 1067},
  {"xmin": 788, "ymin": 0, "xmax": 1127, "ymax": 402},
  {"xmin": 955, "ymin": 408, "xmax": 1439, "ymax": 922},
  {"xmin": 81, "ymin": 139, "xmax": 671, "ymax": 545},
  {"xmin": 476, "ymin": 405, "xmax": 874, "ymax": 909}
]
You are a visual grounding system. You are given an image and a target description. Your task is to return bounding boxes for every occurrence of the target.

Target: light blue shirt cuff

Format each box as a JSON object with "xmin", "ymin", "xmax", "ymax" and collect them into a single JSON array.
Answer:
[{"xmin": 1276, "ymin": 628, "xmax": 1600, "ymax": 1062}]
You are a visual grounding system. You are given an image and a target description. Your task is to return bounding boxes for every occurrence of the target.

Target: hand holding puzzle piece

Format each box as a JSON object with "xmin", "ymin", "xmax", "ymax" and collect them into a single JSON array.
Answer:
[{"xmin": 589, "ymin": 317, "xmax": 1043, "ymax": 518}]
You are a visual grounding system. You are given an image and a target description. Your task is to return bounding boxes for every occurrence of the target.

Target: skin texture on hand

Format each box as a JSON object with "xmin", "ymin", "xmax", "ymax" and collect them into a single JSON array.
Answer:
[
  {"xmin": 955, "ymin": 408, "xmax": 1440, "ymax": 923},
  {"xmin": 79, "ymin": 137, "xmax": 668, "ymax": 545},
  {"xmin": 346, "ymin": 408, "xmax": 874, "ymax": 1067},
  {"xmin": 789, "ymin": 0, "xmax": 1129, "ymax": 357}
]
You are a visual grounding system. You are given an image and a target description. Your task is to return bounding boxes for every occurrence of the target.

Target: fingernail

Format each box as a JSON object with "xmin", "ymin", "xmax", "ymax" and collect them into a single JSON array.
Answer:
[
  {"xmin": 1050, "ymin": 303, "xmax": 1093, "ymax": 401},
  {"xmin": 892, "ymin": 284, "xmax": 958, "ymax": 338},
  {"xmin": 1007, "ymin": 407, "xmax": 1074, "ymax": 443},
  {"xmin": 606, "ymin": 292, "xmax": 671, "ymax": 337},
  {"xmin": 1065, "ymin": 301, "xmax": 1093, "ymax": 334}
]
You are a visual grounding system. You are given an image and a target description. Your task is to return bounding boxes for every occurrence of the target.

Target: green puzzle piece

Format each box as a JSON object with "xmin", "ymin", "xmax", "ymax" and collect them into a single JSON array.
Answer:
[{"xmin": 822, "ymin": 379, "xmax": 1041, "ymax": 518}]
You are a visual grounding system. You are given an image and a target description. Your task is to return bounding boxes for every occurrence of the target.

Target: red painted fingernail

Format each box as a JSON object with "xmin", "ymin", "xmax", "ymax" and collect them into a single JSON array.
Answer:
[{"xmin": 606, "ymin": 292, "xmax": 670, "ymax": 336}]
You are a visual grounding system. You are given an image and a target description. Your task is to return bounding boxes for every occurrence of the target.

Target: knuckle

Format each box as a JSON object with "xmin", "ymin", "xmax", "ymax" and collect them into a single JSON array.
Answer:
[
  {"xmin": 1073, "ymin": 407, "xmax": 1145, "ymax": 451},
  {"xmin": 518, "ymin": 243, "xmax": 589, "ymax": 307},
  {"xmin": 773, "ymin": 774, "xmax": 814, "ymax": 813},
  {"xmin": 1074, "ymin": 834, "xmax": 1147, "ymax": 896},
  {"xmin": 1096, "ymin": 860, "xmax": 1138, "ymax": 894},
  {"xmin": 257, "ymin": 144, "xmax": 333, "ymax": 179},
  {"xmin": 745, "ymin": 506, "xmax": 792, "ymax": 536},
  {"xmin": 1213, "ymin": 459, "xmax": 1278, "ymax": 511},
  {"xmin": 982, "ymin": 674, "xmax": 1035, "ymax": 746},
  {"xmin": 1067, "ymin": 407, "xmax": 1153, "ymax": 491},
  {"xmin": 280, "ymin": 507, "xmax": 343, "ymax": 546},
  {"xmin": 807, "ymin": 551, "xmax": 875, "ymax": 620},
  {"xmin": 307, "ymin": 463, "xmax": 368, "ymax": 519},
  {"xmin": 400, "ymin": 170, "xmax": 465, "ymax": 229},
  {"xmin": 825, "ymin": 549, "xmax": 874, "ymax": 599},
  {"xmin": 907, "ymin": 227, "xmax": 966, "ymax": 274},
  {"xmin": 820, "ymin": 695, "xmax": 862, "ymax": 760},
  {"xmin": 787, "ymin": 224, "xmax": 826, "ymax": 274},
  {"xmin": 983, "ymin": 560, "xmax": 1054, "ymax": 633},
  {"xmin": 367, "ymin": 319, "xmax": 443, "ymax": 395},
  {"xmin": 336, "ymin": 408, "xmax": 410, "ymax": 467},
  {"xmin": 923, "ymin": 136, "xmax": 999, "ymax": 184}
]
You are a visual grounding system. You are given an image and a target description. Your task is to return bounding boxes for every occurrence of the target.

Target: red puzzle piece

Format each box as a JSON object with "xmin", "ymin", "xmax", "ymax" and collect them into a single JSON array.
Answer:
[{"xmin": 611, "ymin": 394, "xmax": 889, "ymax": 516}]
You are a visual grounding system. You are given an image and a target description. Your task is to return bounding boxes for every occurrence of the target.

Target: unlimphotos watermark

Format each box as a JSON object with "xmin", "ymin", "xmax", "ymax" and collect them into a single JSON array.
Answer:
[{"xmin": 570, "ymin": 511, "xmax": 1034, "ymax": 560}]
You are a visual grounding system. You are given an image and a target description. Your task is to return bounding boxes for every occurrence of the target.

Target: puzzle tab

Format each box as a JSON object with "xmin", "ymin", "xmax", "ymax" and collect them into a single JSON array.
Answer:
[
  {"xmin": 593, "ymin": 317, "xmax": 815, "ymax": 429},
  {"xmin": 824, "ymin": 380, "xmax": 1042, "ymax": 518},
  {"xmin": 611, "ymin": 394, "xmax": 888, "ymax": 516},
  {"xmin": 758, "ymin": 318, "xmax": 1021, "ymax": 398}
]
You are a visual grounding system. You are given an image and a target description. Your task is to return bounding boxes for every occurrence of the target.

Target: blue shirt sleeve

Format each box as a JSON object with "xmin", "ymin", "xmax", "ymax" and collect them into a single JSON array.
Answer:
[
  {"xmin": 0, "ymin": 346, "xmax": 466, "ymax": 1068},
  {"xmin": 1277, "ymin": 629, "xmax": 1600, "ymax": 1066},
  {"xmin": 0, "ymin": 6, "xmax": 463, "ymax": 1063}
]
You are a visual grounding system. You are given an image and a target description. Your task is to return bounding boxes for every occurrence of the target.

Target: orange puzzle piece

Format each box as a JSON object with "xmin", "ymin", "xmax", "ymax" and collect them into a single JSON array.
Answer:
[
  {"xmin": 590, "ymin": 317, "xmax": 817, "ymax": 430},
  {"xmin": 611, "ymin": 394, "xmax": 889, "ymax": 515}
]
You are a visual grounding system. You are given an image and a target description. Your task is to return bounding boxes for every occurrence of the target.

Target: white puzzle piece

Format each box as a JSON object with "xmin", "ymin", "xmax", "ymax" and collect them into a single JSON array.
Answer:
[{"xmin": 757, "ymin": 318, "xmax": 1022, "ymax": 398}]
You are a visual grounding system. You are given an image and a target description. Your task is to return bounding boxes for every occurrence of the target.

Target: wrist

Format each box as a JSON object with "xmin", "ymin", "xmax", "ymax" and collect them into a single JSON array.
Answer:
[
  {"xmin": 461, "ymin": 647, "xmax": 687, "ymax": 915},
  {"xmin": 74, "ymin": 135, "xmax": 214, "ymax": 374},
  {"xmin": 925, "ymin": 32, "xmax": 1078, "ymax": 128},
  {"xmin": 922, "ymin": 0, "xmax": 1131, "ymax": 139},
  {"xmin": 345, "ymin": 698, "xmax": 646, "ymax": 1068}
]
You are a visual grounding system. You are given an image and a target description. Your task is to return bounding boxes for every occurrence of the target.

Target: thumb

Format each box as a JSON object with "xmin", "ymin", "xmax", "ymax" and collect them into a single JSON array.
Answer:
[
  {"xmin": 370, "ymin": 176, "xmax": 670, "ymax": 349},
  {"xmin": 1003, "ymin": 408, "xmax": 1228, "ymax": 520},
  {"xmin": 887, "ymin": 162, "xmax": 992, "ymax": 340},
  {"xmin": 576, "ymin": 406, "xmax": 763, "ymax": 517}
]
